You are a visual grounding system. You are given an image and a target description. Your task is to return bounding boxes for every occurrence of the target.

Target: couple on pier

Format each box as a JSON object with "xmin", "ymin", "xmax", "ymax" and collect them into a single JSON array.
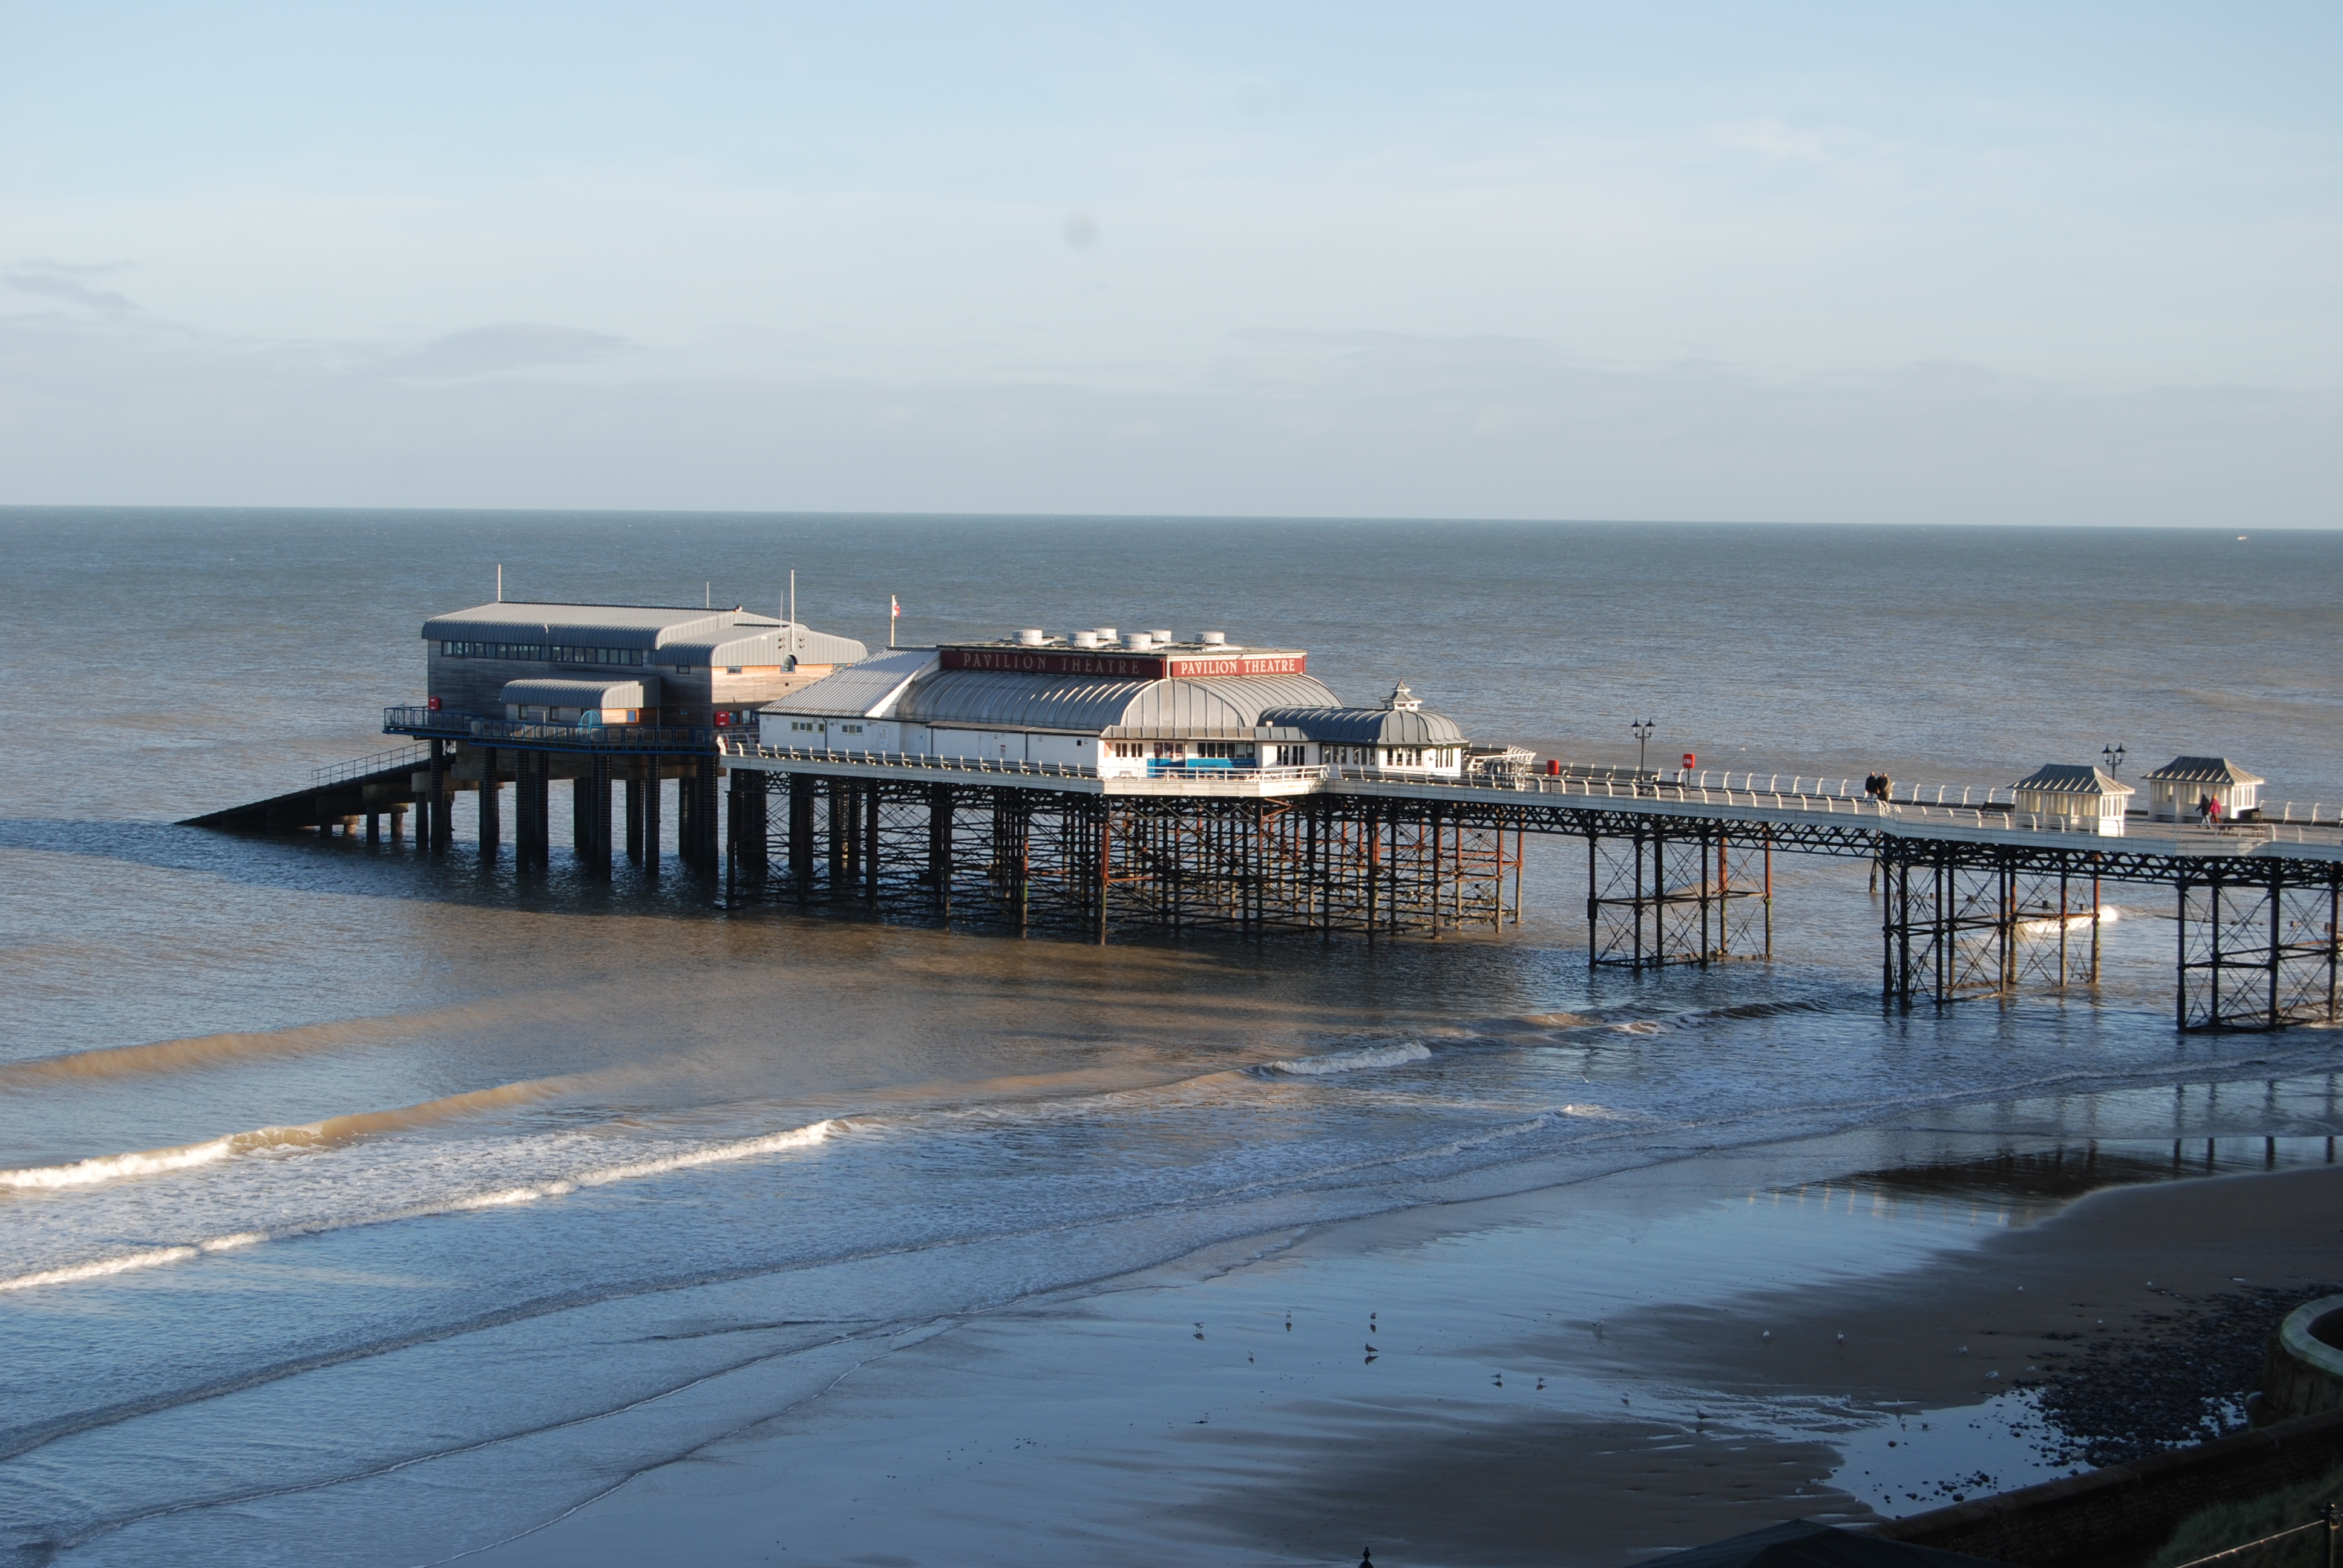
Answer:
[{"xmin": 1863, "ymin": 772, "xmax": 1896, "ymax": 804}]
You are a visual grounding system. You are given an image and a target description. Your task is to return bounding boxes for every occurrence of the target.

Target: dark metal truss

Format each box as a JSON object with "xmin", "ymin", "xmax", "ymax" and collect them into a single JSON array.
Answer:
[
  {"xmin": 720, "ymin": 769, "xmax": 2343, "ymax": 1031},
  {"xmin": 724, "ymin": 774, "xmax": 1522, "ymax": 941}
]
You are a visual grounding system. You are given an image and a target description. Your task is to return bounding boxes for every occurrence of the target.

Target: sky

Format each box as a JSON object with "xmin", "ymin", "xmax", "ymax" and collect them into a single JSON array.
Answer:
[{"xmin": 1, "ymin": 2, "xmax": 2337, "ymax": 524}]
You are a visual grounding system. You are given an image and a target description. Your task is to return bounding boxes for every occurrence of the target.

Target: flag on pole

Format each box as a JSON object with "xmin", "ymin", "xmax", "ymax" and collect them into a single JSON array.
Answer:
[{"xmin": 891, "ymin": 595, "xmax": 900, "ymax": 620}]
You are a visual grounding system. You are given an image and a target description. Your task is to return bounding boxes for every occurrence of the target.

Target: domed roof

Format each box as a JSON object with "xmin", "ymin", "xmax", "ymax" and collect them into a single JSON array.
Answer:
[{"xmin": 1257, "ymin": 704, "xmax": 1466, "ymax": 746}]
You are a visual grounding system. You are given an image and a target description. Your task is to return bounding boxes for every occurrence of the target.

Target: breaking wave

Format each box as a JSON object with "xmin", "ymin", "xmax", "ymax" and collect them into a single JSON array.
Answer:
[
  {"xmin": 1261, "ymin": 1041, "xmax": 1434, "ymax": 1076},
  {"xmin": 0, "ymin": 1119, "xmax": 838, "ymax": 1294},
  {"xmin": 0, "ymin": 1079, "xmax": 574, "ymax": 1192}
]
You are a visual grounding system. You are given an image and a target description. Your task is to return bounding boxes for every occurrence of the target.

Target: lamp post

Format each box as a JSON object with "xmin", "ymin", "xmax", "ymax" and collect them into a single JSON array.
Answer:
[
  {"xmin": 1631, "ymin": 718, "xmax": 1656, "ymax": 775},
  {"xmin": 2101, "ymin": 743, "xmax": 2126, "ymax": 774}
]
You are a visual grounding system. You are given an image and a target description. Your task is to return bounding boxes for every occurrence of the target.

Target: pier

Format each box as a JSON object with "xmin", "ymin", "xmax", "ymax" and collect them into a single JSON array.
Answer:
[{"xmin": 183, "ymin": 606, "xmax": 2343, "ymax": 1034}]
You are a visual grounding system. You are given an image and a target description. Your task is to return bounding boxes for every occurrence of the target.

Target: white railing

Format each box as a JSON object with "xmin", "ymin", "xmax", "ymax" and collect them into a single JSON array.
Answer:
[{"xmin": 1679, "ymin": 768, "xmax": 2016, "ymax": 809}]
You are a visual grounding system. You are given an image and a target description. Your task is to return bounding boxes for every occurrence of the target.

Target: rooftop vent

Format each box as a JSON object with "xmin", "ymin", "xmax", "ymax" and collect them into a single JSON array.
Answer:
[
  {"xmin": 1199, "ymin": 631, "xmax": 1227, "ymax": 645},
  {"xmin": 1147, "ymin": 629, "xmax": 1172, "ymax": 644},
  {"xmin": 1015, "ymin": 628, "xmax": 1046, "ymax": 647},
  {"xmin": 1071, "ymin": 630, "xmax": 1102, "ymax": 649},
  {"xmin": 1093, "ymin": 627, "xmax": 1118, "ymax": 642},
  {"xmin": 1124, "ymin": 632, "xmax": 1154, "ymax": 650}
]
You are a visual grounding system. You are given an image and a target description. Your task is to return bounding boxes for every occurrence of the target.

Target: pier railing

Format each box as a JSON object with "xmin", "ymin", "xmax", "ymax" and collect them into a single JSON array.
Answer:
[
  {"xmin": 311, "ymin": 744, "xmax": 426, "ymax": 788},
  {"xmin": 386, "ymin": 707, "xmax": 716, "ymax": 753},
  {"xmin": 716, "ymin": 739, "xmax": 2343, "ymax": 848}
]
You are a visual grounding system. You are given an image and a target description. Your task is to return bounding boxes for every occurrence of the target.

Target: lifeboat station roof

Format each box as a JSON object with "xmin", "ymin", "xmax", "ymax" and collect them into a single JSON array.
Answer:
[{"xmin": 422, "ymin": 601, "xmax": 867, "ymax": 667}]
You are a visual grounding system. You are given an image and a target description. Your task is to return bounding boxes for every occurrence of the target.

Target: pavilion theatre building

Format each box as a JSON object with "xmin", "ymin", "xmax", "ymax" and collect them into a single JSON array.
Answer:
[{"xmin": 757, "ymin": 627, "xmax": 1469, "ymax": 776}]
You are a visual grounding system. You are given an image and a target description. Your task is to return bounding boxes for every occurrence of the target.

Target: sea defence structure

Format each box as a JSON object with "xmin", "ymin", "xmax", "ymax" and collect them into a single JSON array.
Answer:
[{"xmin": 189, "ymin": 616, "xmax": 2343, "ymax": 1033}]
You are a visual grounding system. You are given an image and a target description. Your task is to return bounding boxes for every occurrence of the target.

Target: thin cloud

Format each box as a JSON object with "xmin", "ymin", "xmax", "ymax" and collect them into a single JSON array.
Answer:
[
  {"xmin": 362, "ymin": 322, "xmax": 632, "ymax": 381},
  {"xmin": 3, "ymin": 258, "xmax": 139, "ymax": 313}
]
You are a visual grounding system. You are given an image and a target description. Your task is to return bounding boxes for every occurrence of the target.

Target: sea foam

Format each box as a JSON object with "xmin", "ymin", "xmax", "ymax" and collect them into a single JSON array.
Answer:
[{"xmin": 1262, "ymin": 1042, "xmax": 1433, "ymax": 1076}]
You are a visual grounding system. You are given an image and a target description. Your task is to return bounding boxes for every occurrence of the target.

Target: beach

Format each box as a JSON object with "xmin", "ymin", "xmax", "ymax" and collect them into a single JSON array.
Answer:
[{"xmin": 476, "ymin": 1142, "xmax": 2343, "ymax": 1567}]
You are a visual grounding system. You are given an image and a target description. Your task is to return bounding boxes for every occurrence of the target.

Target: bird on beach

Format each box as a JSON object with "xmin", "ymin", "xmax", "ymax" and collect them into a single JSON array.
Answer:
[
  {"xmin": 1193, "ymin": 1324, "xmax": 1205, "ymax": 1340},
  {"xmin": 1837, "ymin": 1332, "xmax": 1846, "ymax": 1344},
  {"xmin": 1536, "ymin": 1377, "xmax": 1546, "ymax": 1390}
]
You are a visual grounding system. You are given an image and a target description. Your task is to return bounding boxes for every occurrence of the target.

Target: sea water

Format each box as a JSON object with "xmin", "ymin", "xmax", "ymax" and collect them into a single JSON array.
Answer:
[{"xmin": 0, "ymin": 511, "xmax": 2337, "ymax": 1565}]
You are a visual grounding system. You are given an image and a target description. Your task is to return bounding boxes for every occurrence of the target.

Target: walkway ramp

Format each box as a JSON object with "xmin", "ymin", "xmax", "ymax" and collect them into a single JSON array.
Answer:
[{"xmin": 182, "ymin": 746, "xmax": 426, "ymax": 832}]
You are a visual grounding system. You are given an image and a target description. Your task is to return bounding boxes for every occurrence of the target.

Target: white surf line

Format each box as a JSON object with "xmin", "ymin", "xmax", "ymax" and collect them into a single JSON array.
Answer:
[
  {"xmin": 0, "ymin": 1119, "xmax": 838, "ymax": 1295},
  {"xmin": 0, "ymin": 1077, "xmax": 581, "ymax": 1193}
]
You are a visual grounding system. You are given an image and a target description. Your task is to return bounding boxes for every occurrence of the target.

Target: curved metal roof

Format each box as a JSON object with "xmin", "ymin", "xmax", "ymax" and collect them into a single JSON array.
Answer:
[
  {"xmin": 500, "ymin": 676, "xmax": 658, "ymax": 706},
  {"xmin": 896, "ymin": 670, "xmax": 1340, "ymax": 733},
  {"xmin": 1259, "ymin": 705, "xmax": 1466, "ymax": 745},
  {"xmin": 423, "ymin": 601, "xmax": 866, "ymax": 664}
]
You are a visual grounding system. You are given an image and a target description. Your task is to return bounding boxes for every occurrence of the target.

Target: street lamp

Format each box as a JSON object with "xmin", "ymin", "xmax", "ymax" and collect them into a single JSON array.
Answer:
[
  {"xmin": 2101, "ymin": 742, "xmax": 2126, "ymax": 774},
  {"xmin": 1631, "ymin": 718, "xmax": 1657, "ymax": 774}
]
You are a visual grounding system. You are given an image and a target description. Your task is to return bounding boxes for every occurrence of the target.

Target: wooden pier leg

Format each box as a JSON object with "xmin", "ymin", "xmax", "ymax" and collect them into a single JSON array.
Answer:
[
  {"xmin": 2091, "ymin": 871, "xmax": 2103, "ymax": 984},
  {"xmin": 642, "ymin": 762, "xmax": 663, "ymax": 878},
  {"xmin": 2177, "ymin": 878, "xmax": 2191, "ymax": 1030},
  {"xmin": 2058, "ymin": 865, "xmax": 2070, "ymax": 988},
  {"xmin": 429, "ymin": 740, "xmax": 452, "ymax": 852},
  {"xmin": 590, "ymin": 755, "xmax": 613, "ymax": 878},
  {"xmin": 1510, "ymin": 825, "xmax": 1523, "ymax": 929},
  {"xmin": 2269, "ymin": 864, "xmax": 2286, "ymax": 1030},
  {"xmin": 390, "ymin": 803, "xmax": 407, "ymax": 842},
  {"xmin": 2209, "ymin": 878, "xmax": 2226, "ymax": 1027},
  {"xmin": 477, "ymin": 749, "xmax": 502, "ymax": 860},
  {"xmin": 2327, "ymin": 874, "xmax": 2339, "ymax": 1022},
  {"xmin": 1586, "ymin": 832, "xmax": 1599, "ymax": 968},
  {"xmin": 865, "ymin": 783, "xmax": 882, "ymax": 905},
  {"xmin": 929, "ymin": 783, "xmax": 953, "ymax": 918},
  {"xmin": 366, "ymin": 812, "xmax": 379, "ymax": 844},
  {"xmin": 625, "ymin": 765, "xmax": 644, "ymax": 864},
  {"xmin": 790, "ymin": 774, "xmax": 815, "ymax": 892}
]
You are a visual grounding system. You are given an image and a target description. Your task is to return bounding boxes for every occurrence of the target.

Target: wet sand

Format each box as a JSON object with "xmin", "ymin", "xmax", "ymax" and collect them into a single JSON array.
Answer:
[{"xmin": 478, "ymin": 1149, "xmax": 2343, "ymax": 1568}]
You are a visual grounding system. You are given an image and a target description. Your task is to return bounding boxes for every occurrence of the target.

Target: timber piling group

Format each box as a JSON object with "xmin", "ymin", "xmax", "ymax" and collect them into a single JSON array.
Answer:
[{"xmin": 186, "ymin": 601, "xmax": 2343, "ymax": 1033}]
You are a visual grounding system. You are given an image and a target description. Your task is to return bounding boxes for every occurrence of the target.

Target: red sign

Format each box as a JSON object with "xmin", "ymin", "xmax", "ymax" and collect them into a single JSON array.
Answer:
[
  {"xmin": 1682, "ymin": 753, "xmax": 1696, "ymax": 768},
  {"xmin": 939, "ymin": 647, "xmax": 1306, "ymax": 679}
]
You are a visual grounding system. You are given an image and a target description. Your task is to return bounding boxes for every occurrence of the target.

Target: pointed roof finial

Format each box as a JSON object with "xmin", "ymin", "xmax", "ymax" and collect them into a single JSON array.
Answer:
[{"xmin": 1384, "ymin": 681, "xmax": 1421, "ymax": 712}]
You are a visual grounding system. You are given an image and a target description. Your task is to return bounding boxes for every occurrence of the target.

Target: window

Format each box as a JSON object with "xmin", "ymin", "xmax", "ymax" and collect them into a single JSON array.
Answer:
[
  {"xmin": 1112, "ymin": 742, "xmax": 1144, "ymax": 759},
  {"xmin": 840, "ymin": 724, "xmax": 864, "ymax": 734},
  {"xmin": 726, "ymin": 666, "xmax": 742, "ymax": 675},
  {"xmin": 1275, "ymin": 745, "xmax": 1306, "ymax": 766},
  {"xmin": 1152, "ymin": 741, "xmax": 1185, "ymax": 758},
  {"xmin": 790, "ymin": 720, "xmax": 817, "ymax": 733}
]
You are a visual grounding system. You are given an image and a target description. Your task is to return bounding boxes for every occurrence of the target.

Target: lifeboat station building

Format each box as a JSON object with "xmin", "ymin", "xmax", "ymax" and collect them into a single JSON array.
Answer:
[
  {"xmin": 757, "ymin": 629, "xmax": 1469, "ymax": 776},
  {"xmin": 416, "ymin": 601, "xmax": 867, "ymax": 732}
]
